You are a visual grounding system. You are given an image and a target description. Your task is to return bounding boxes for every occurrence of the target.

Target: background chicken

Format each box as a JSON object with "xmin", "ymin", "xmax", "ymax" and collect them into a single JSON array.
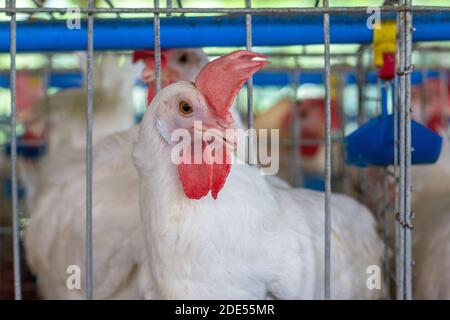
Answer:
[
  {"xmin": 133, "ymin": 49, "xmax": 209, "ymax": 106},
  {"xmin": 409, "ymin": 78, "xmax": 450, "ymax": 299},
  {"xmin": 254, "ymin": 97, "xmax": 342, "ymax": 187},
  {"xmin": 22, "ymin": 53, "xmax": 145, "ymax": 299},
  {"xmin": 23, "ymin": 48, "xmax": 212, "ymax": 299},
  {"xmin": 18, "ymin": 53, "xmax": 142, "ymax": 209},
  {"xmin": 132, "ymin": 50, "xmax": 384, "ymax": 299}
]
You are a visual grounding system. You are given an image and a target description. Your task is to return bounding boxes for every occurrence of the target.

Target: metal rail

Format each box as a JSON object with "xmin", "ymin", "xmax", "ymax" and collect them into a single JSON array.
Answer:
[
  {"xmin": 0, "ymin": 0, "xmax": 437, "ymax": 301},
  {"xmin": 323, "ymin": 0, "xmax": 332, "ymax": 300},
  {"xmin": 1, "ymin": 6, "xmax": 450, "ymax": 14},
  {"xmin": 246, "ymin": 0, "xmax": 253, "ymax": 164},
  {"xmin": 85, "ymin": 0, "xmax": 94, "ymax": 300},
  {"xmin": 154, "ymin": 0, "xmax": 161, "ymax": 93},
  {"xmin": 8, "ymin": 0, "xmax": 22, "ymax": 300}
]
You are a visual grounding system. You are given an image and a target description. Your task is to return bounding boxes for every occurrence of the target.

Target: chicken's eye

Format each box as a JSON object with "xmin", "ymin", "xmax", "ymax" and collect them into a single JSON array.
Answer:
[
  {"xmin": 179, "ymin": 53, "xmax": 189, "ymax": 64},
  {"xmin": 178, "ymin": 100, "xmax": 193, "ymax": 116}
]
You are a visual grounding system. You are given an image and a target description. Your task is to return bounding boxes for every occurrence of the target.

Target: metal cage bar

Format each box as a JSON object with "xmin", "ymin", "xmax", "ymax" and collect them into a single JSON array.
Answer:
[
  {"xmin": 245, "ymin": 0, "xmax": 253, "ymax": 164},
  {"xmin": 1, "ymin": 0, "xmax": 444, "ymax": 301},
  {"xmin": 403, "ymin": 0, "xmax": 413, "ymax": 300},
  {"xmin": 8, "ymin": 0, "xmax": 22, "ymax": 300},
  {"xmin": 396, "ymin": 0, "xmax": 414, "ymax": 300},
  {"xmin": 154, "ymin": 0, "xmax": 161, "ymax": 93},
  {"xmin": 1, "ymin": 5, "xmax": 450, "ymax": 14},
  {"xmin": 323, "ymin": 0, "xmax": 332, "ymax": 300},
  {"xmin": 85, "ymin": 0, "xmax": 95, "ymax": 300},
  {"xmin": 290, "ymin": 61, "xmax": 302, "ymax": 187}
]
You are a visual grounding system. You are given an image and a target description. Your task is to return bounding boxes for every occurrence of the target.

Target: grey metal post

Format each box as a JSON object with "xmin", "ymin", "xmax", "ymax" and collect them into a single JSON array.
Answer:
[
  {"xmin": 8, "ymin": 0, "xmax": 22, "ymax": 300},
  {"xmin": 439, "ymin": 70, "xmax": 449, "ymax": 133},
  {"xmin": 420, "ymin": 68, "xmax": 428, "ymax": 123},
  {"xmin": 291, "ymin": 60, "xmax": 302, "ymax": 187},
  {"xmin": 154, "ymin": 0, "xmax": 161, "ymax": 93},
  {"xmin": 245, "ymin": 0, "xmax": 254, "ymax": 164},
  {"xmin": 323, "ymin": 0, "xmax": 332, "ymax": 300},
  {"xmin": 86, "ymin": 0, "xmax": 94, "ymax": 300},
  {"xmin": 396, "ymin": 7, "xmax": 406, "ymax": 301},
  {"xmin": 403, "ymin": 0, "xmax": 413, "ymax": 300},
  {"xmin": 383, "ymin": 167, "xmax": 391, "ymax": 299}
]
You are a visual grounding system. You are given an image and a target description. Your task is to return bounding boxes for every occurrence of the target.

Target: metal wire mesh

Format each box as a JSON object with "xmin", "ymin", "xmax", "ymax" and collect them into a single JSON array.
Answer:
[{"xmin": 2, "ymin": 0, "xmax": 448, "ymax": 301}]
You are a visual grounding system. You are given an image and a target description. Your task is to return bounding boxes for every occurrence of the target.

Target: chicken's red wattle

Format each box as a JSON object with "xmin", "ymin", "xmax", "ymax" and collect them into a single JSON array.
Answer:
[{"xmin": 178, "ymin": 140, "xmax": 231, "ymax": 200}]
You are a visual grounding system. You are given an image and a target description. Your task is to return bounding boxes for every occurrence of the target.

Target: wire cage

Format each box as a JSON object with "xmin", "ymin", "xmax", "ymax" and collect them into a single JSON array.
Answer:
[{"xmin": 0, "ymin": 0, "xmax": 450, "ymax": 301}]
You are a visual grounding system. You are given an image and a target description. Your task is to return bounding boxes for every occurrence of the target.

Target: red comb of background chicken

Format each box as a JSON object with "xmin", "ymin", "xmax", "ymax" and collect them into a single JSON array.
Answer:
[
  {"xmin": 133, "ymin": 50, "xmax": 173, "ymax": 105},
  {"xmin": 195, "ymin": 50, "xmax": 269, "ymax": 124},
  {"xmin": 299, "ymin": 98, "xmax": 341, "ymax": 130},
  {"xmin": 281, "ymin": 98, "xmax": 341, "ymax": 157},
  {"xmin": 427, "ymin": 113, "xmax": 446, "ymax": 133},
  {"xmin": 132, "ymin": 50, "xmax": 171, "ymax": 68}
]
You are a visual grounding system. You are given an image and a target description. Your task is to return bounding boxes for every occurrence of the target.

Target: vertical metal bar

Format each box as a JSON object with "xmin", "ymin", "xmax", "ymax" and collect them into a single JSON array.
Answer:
[
  {"xmin": 154, "ymin": 0, "xmax": 161, "ymax": 93},
  {"xmin": 245, "ymin": 0, "xmax": 254, "ymax": 164},
  {"xmin": 86, "ymin": 0, "xmax": 94, "ymax": 300},
  {"xmin": 403, "ymin": 0, "xmax": 413, "ymax": 300},
  {"xmin": 338, "ymin": 73, "xmax": 348, "ymax": 193},
  {"xmin": 393, "ymin": 71, "xmax": 404, "ymax": 300},
  {"xmin": 167, "ymin": 0, "xmax": 172, "ymax": 16},
  {"xmin": 9, "ymin": 0, "xmax": 22, "ymax": 300},
  {"xmin": 323, "ymin": 0, "xmax": 332, "ymax": 300},
  {"xmin": 383, "ymin": 167, "xmax": 391, "ymax": 300},
  {"xmin": 396, "ymin": 7, "xmax": 405, "ymax": 300},
  {"xmin": 439, "ymin": 70, "xmax": 449, "ymax": 132},
  {"xmin": 419, "ymin": 68, "xmax": 427, "ymax": 123},
  {"xmin": 291, "ymin": 60, "xmax": 302, "ymax": 187},
  {"xmin": 355, "ymin": 46, "xmax": 366, "ymax": 203}
]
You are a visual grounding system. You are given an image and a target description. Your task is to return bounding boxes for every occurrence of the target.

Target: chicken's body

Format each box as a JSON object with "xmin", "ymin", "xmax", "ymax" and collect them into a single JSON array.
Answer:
[
  {"xmin": 412, "ymin": 133, "xmax": 450, "ymax": 299},
  {"xmin": 24, "ymin": 49, "xmax": 213, "ymax": 299},
  {"xmin": 254, "ymin": 98, "xmax": 342, "ymax": 186},
  {"xmin": 25, "ymin": 126, "xmax": 155, "ymax": 299},
  {"xmin": 132, "ymin": 79, "xmax": 384, "ymax": 299},
  {"xmin": 23, "ymin": 54, "xmax": 145, "ymax": 299}
]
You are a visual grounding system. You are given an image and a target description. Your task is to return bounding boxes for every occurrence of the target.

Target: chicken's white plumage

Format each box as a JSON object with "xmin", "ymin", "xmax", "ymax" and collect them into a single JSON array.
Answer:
[
  {"xmin": 24, "ymin": 54, "xmax": 145, "ymax": 299},
  {"xmin": 131, "ymin": 80, "xmax": 384, "ymax": 299},
  {"xmin": 412, "ymin": 133, "xmax": 450, "ymax": 299}
]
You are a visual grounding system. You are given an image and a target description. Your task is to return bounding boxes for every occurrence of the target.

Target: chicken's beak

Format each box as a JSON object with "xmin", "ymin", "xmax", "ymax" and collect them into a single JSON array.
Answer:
[{"xmin": 192, "ymin": 119, "xmax": 237, "ymax": 153}]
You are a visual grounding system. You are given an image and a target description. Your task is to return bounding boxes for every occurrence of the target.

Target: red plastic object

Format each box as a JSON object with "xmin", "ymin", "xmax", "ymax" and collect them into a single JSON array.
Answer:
[{"xmin": 378, "ymin": 52, "xmax": 396, "ymax": 80}]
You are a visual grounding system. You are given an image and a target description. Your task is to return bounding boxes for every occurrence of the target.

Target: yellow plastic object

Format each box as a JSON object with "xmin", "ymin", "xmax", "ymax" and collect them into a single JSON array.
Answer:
[
  {"xmin": 373, "ymin": 20, "xmax": 397, "ymax": 67},
  {"xmin": 330, "ymin": 73, "xmax": 339, "ymax": 101}
]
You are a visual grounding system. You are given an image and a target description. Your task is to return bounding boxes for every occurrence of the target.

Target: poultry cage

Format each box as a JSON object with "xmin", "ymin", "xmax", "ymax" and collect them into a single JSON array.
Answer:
[{"xmin": 0, "ymin": 0, "xmax": 449, "ymax": 301}]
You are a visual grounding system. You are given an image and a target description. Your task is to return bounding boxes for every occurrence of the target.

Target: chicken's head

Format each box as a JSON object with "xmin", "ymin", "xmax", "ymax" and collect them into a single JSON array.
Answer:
[
  {"xmin": 133, "ymin": 49, "xmax": 209, "ymax": 105},
  {"xmin": 411, "ymin": 78, "xmax": 450, "ymax": 133},
  {"xmin": 283, "ymin": 98, "xmax": 340, "ymax": 158},
  {"xmin": 145, "ymin": 50, "xmax": 269, "ymax": 200}
]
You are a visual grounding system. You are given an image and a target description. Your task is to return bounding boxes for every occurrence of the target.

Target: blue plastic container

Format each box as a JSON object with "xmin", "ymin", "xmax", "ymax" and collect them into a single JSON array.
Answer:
[{"xmin": 345, "ymin": 114, "xmax": 443, "ymax": 167}]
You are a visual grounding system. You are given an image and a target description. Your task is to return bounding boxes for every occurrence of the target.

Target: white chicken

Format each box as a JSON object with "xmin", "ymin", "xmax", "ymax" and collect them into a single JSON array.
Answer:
[
  {"xmin": 255, "ymin": 97, "xmax": 343, "ymax": 187},
  {"xmin": 19, "ymin": 53, "xmax": 142, "ymax": 209},
  {"xmin": 409, "ymin": 79, "xmax": 450, "ymax": 299},
  {"xmin": 26, "ymin": 50, "xmax": 383, "ymax": 300},
  {"xmin": 23, "ymin": 53, "xmax": 145, "ymax": 299},
  {"xmin": 412, "ymin": 131, "xmax": 450, "ymax": 299},
  {"xmin": 23, "ymin": 49, "xmax": 210, "ymax": 299},
  {"xmin": 130, "ymin": 50, "xmax": 384, "ymax": 299}
]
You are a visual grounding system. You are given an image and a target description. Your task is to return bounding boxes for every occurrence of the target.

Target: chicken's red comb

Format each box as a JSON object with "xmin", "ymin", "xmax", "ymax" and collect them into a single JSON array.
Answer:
[
  {"xmin": 132, "ymin": 50, "xmax": 170, "ymax": 68},
  {"xmin": 298, "ymin": 98, "xmax": 341, "ymax": 130},
  {"xmin": 195, "ymin": 50, "xmax": 269, "ymax": 124}
]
